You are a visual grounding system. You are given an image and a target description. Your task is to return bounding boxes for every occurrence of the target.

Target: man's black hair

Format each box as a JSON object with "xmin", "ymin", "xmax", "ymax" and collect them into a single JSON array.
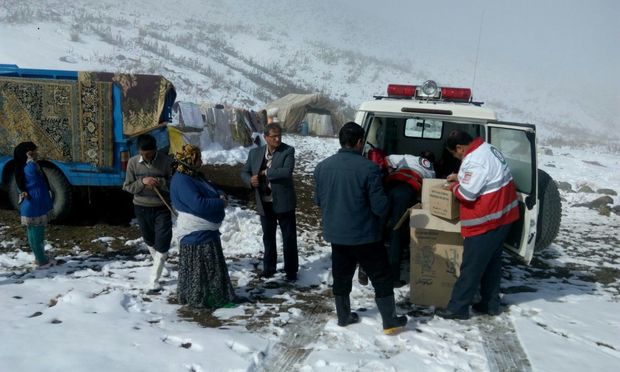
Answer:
[
  {"xmin": 137, "ymin": 134, "xmax": 157, "ymax": 151},
  {"xmin": 445, "ymin": 130, "xmax": 473, "ymax": 151},
  {"xmin": 264, "ymin": 123, "xmax": 282, "ymax": 135},
  {"xmin": 339, "ymin": 122, "xmax": 365, "ymax": 148}
]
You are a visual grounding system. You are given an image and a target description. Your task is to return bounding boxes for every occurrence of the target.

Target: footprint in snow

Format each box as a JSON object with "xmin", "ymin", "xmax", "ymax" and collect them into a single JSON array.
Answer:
[
  {"xmin": 28, "ymin": 311, "xmax": 43, "ymax": 318},
  {"xmin": 184, "ymin": 364, "xmax": 204, "ymax": 372},
  {"xmin": 226, "ymin": 340, "xmax": 253, "ymax": 356},
  {"xmin": 120, "ymin": 294, "xmax": 142, "ymax": 313},
  {"xmin": 161, "ymin": 335, "xmax": 203, "ymax": 351}
]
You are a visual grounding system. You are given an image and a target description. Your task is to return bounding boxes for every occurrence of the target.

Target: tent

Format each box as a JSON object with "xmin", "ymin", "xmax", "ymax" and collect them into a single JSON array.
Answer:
[{"xmin": 265, "ymin": 93, "xmax": 345, "ymax": 136}]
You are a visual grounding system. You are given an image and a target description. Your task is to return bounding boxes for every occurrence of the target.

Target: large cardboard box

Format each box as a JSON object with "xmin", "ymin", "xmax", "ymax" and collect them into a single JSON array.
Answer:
[
  {"xmin": 409, "ymin": 204, "xmax": 461, "ymax": 233},
  {"xmin": 408, "ymin": 205, "xmax": 463, "ymax": 308},
  {"xmin": 421, "ymin": 179, "xmax": 447, "ymax": 209},
  {"xmin": 429, "ymin": 183, "xmax": 460, "ymax": 220},
  {"xmin": 410, "ymin": 228, "xmax": 463, "ymax": 308}
]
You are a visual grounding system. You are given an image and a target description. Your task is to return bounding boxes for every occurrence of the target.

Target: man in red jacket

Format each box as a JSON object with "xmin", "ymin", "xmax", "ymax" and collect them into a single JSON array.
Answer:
[{"xmin": 437, "ymin": 130, "xmax": 519, "ymax": 320}]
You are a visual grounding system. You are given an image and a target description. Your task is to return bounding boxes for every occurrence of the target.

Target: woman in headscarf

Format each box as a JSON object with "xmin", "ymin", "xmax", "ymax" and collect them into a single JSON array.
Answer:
[
  {"xmin": 170, "ymin": 144, "xmax": 236, "ymax": 308},
  {"xmin": 13, "ymin": 142, "xmax": 56, "ymax": 269}
]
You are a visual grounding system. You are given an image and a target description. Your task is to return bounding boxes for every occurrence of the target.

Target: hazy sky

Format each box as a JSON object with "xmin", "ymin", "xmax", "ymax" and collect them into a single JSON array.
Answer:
[{"xmin": 353, "ymin": 0, "xmax": 619, "ymax": 120}]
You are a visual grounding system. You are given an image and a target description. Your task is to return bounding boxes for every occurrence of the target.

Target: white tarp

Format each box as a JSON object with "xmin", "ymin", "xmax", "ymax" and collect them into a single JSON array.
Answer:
[{"xmin": 265, "ymin": 93, "xmax": 345, "ymax": 136}]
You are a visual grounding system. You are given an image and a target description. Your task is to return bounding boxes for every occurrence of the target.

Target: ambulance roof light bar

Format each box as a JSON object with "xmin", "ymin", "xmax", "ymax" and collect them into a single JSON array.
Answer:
[{"xmin": 386, "ymin": 80, "xmax": 472, "ymax": 102}]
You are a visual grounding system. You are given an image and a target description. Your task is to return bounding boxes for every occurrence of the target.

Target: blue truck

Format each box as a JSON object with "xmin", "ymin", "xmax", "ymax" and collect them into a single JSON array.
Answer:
[{"xmin": 0, "ymin": 64, "xmax": 176, "ymax": 221}]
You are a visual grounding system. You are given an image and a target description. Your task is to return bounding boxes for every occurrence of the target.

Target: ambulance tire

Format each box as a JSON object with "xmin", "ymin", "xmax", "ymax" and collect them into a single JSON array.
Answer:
[{"xmin": 535, "ymin": 169, "xmax": 561, "ymax": 251}]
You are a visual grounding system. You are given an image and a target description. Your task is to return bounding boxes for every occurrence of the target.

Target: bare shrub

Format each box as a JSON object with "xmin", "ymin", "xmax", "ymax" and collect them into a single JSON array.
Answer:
[
  {"xmin": 70, "ymin": 31, "xmax": 81, "ymax": 42},
  {"xmin": 2, "ymin": 6, "xmax": 35, "ymax": 24}
]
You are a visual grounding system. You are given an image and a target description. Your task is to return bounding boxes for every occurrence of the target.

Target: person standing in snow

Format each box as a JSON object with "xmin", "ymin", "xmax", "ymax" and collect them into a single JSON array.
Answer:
[
  {"xmin": 122, "ymin": 134, "xmax": 173, "ymax": 290},
  {"xmin": 240, "ymin": 120, "xmax": 299, "ymax": 281},
  {"xmin": 171, "ymin": 144, "xmax": 236, "ymax": 308},
  {"xmin": 436, "ymin": 130, "xmax": 519, "ymax": 320},
  {"xmin": 314, "ymin": 122, "xmax": 407, "ymax": 335},
  {"xmin": 382, "ymin": 150, "xmax": 436, "ymax": 287},
  {"xmin": 13, "ymin": 142, "xmax": 57, "ymax": 269}
]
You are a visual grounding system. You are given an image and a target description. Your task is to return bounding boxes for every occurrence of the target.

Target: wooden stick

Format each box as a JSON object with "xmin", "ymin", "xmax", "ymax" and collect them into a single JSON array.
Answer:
[{"xmin": 153, "ymin": 187, "xmax": 178, "ymax": 217}]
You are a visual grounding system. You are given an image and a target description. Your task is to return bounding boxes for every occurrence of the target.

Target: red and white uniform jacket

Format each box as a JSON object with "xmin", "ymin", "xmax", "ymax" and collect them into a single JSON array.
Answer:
[
  {"xmin": 450, "ymin": 137, "xmax": 519, "ymax": 237},
  {"xmin": 385, "ymin": 154, "xmax": 435, "ymax": 192}
]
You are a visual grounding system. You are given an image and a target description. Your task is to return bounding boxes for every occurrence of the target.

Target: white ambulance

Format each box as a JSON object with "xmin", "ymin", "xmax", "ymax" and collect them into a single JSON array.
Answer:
[{"xmin": 355, "ymin": 80, "xmax": 561, "ymax": 264}]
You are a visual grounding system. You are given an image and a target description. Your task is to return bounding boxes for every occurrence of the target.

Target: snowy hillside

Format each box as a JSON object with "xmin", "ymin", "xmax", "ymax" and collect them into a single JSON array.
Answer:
[{"xmin": 1, "ymin": 0, "xmax": 618, "ymax": 145}]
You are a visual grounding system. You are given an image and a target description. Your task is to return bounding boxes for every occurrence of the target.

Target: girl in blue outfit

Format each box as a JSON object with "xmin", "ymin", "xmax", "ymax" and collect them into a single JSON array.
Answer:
[
  {"xmin": 171, "ymin": 144, "xmax": 236, "ymax": 308},
  {"xmin": 13, "ymin": 142, "xmax": 56, "ymax": 268}
]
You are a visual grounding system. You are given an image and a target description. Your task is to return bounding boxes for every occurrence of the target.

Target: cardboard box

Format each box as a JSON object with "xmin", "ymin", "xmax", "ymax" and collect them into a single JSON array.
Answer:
[
  {"xmin": 429, "ymin": 184, "xmax": 460, "ymax": 220},
  {"xmin": 409, "ymin": 204, "xmax": 461, "ymax": 233},
  {"xmin": 410, "ymin": 228, "xmax": 464, "ymax": 308},
  {"xmin": 421, "ymin": 178, "xmax": 447, "ymax": 209}
]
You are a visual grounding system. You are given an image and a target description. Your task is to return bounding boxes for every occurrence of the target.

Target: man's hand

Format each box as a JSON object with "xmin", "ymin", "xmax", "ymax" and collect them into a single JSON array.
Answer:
[
  {"xmin": 250, "ymin": 175, "xmax": 260, "ymax": 187},
  {"xmin": 220, "ymin": 194, "xmax": 228, "ymax": 208},
  {"xmin": 142, "ymin": 176, "xmax": 159, "ymax": 187},
  {"xmin": 20, "ymin": 191, "xmax": 29, "ymax": 200},
  {"xmin": 446, "ymin": 173, "xmax": 458, "ymax": 183}
]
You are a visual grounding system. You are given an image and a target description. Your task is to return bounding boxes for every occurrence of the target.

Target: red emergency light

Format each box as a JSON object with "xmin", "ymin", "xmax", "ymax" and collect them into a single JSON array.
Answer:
[
  {"xmin": 386, "ymin": 81, "xmax": 473, "ymax": 102},
  {"xmin": 441, "ymin": 87, "xmax": 472, "ymax": 101},
  {"xmin": 387, "ymin": 84, "xmax": 416, "ymax": 97}
]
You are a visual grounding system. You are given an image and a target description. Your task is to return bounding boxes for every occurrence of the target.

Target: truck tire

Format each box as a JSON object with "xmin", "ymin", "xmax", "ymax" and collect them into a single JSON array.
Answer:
[
  {"xmin": 535, "ymin": 169, "xmax": 561, "ymax": 250},
  {"xmin": 7, "ymin": 166, "xmax": 73, "ymax": 222},
  {"xmin": 7, "ymin": 175, "xmax": 20, "ymax": 211}
]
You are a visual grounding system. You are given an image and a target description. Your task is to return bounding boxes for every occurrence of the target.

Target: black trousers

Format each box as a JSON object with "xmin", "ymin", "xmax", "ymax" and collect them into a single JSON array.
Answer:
[
  {"xmin": 134, "ymin": 205, "xmax": 172, "ymax": 253},
  {"xmin": 447, "ymin": 224, "xmax": 511, "ymax": 315},
  {"xmin": 331, "ymin": 241, "xmax": 393, "ymax": 299},
  {"xmin": 386, "ymin": 182, "xmax": 418, "ymax": 282},
  {"xmin": 260, "ymin": 202, "xmax": 298, "ymax": 276}
]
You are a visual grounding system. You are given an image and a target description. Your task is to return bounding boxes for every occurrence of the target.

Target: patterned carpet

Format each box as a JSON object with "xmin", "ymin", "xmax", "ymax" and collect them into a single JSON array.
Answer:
[
  {"xmin": 79, "ymin": 72, "xmax": 175, "ymax": 137},
  {"xmin": 0, "ymin": 76, "xmax": 113, "ymax": 167}
]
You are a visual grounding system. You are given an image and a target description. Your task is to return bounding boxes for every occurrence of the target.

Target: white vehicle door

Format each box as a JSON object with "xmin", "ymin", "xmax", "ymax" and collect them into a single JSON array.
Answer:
[{"xmin": 486, "ymin": 122, "xmax": 537, "ymax": 264}]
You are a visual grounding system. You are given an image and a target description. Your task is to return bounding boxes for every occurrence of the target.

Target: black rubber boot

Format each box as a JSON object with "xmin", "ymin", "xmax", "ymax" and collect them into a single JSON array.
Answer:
[
  {"xmin": 375, "ymin": 296, "xmax": 407, "ymax": 335},
  {"xmin": 335, "ymin": 295, "xmax": 360, "ymax": 327}
]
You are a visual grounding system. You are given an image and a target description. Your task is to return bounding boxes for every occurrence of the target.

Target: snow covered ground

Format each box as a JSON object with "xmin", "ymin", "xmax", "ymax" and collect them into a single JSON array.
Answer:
[{"xmin": 1, "ymin": 135, "xmax": 619, "ymax": 372}]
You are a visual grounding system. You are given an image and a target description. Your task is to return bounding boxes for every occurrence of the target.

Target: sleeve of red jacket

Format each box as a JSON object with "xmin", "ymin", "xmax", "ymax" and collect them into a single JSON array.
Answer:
[{"xmin": 450, "ymin": 160, "xmax": 487, "ymax": 203}]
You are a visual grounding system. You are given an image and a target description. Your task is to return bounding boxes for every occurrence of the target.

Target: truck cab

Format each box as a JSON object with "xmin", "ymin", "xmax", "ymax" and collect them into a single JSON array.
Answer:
[
  {"xmin": 0, "ymin": 64, "xmax": 176, "ymax": 221},
  {"xmin": 355, "ymin": 81, "xmax": 561, "ymax": 264}
]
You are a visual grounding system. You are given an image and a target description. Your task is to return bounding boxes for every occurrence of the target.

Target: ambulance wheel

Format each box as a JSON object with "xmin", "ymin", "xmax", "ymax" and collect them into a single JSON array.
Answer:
[{"xmin": 535, "ymin": 169, "xmax": 561, "ymax": 250}]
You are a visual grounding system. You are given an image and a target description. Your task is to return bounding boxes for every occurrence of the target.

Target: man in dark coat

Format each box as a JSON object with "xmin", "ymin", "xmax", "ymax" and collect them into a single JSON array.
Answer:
[
  {"xmin": 314, "ymin": 122, "xmax": 407, "ymax": 335},
  {"xmin": 241, "ymin": 122, "xmax": 298, "ymax": 281}
]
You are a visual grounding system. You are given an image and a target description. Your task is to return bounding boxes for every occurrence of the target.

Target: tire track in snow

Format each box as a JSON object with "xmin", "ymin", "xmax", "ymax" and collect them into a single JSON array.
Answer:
[
  {"xmin": 475, "ymin": 313, "xmax": 533, "ymax": 372},
  {"xmin": 258, "ymin": 302, "xmax": 328, "ymax": 371}
]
